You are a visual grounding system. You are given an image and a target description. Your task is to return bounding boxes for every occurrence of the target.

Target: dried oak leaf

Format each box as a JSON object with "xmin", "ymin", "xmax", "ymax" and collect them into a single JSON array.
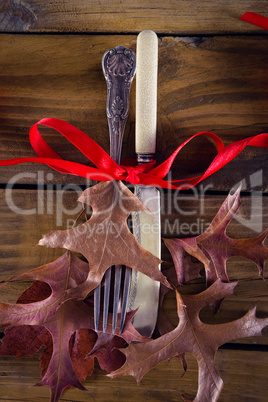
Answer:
[
  {"xmin": 37, "ymin": 326, "xmax": 97, "ymax": 382},
  {"xmin": 37, "ymin": 299, "xmax": 146, "ymax": 401},
  {"xmin": 109, "ymin": 279, "xmax": 268, "ymax": 401},
  {"xmin": 39, "ymin": 181, "xmax": 170, "ymax": 299},
  {"xmin": 0, "ymin": 324, "xmax": 51, "ymax": 359},
  {"xmin": 164, "ymin": 187, "xmax": 268, "ymax": 287},
  {"xmin": 87, "ymin": 310, "xmax": 147, "ymax": 373},
  {"xmin": 14, "ymin": 281, "xmax": 97, "ymax": 381},
  {"xmin": 0, "ymin": 281, "xmax": 52, "ymax": 359},
  {"xmin": 0, "ymin": 252, "xmax": 147, "ymax": 402},
  {"xmin": 156, "ymin": 266, "xmax": 178, "ymax": 336},
  {"xmin": 155, "ymin": 267, "xmax": 188, "ymax": 372},
  {"xmin": 89, "ymin": 334, "xmax": 128, "ymax": 372},
  {"xmin": 0, "ymin": 252, "xmax": 89, "ymax": 328}
]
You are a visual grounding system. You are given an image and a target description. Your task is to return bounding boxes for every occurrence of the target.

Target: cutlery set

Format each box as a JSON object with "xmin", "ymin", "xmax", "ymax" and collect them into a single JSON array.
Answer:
[{"xmin": 95, "ymin": 30, "xmax": 161, "ymax": 336}]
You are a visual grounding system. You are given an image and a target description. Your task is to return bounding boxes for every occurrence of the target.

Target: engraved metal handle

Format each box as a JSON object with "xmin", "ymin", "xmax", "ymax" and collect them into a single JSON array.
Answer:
[{"xmin": 102, "ymin": 46, "xmax": 136, "ymax": 164}]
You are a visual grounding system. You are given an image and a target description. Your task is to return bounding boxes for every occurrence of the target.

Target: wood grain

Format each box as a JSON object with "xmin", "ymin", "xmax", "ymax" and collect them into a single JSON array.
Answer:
[
  {"xmin": 0, "ymin": 349, "xmax": 267, "ymax": 401},
  {"xmin": 0, "ymin": 34, "xmax": 267, "ymax": 189},
  {"xmin": 0, "ymin": 4, "xmax": 267, "ymax": 400},
  {"xmin": 0, "ymin": 0, "xmax": 267, "ymax": 34}
]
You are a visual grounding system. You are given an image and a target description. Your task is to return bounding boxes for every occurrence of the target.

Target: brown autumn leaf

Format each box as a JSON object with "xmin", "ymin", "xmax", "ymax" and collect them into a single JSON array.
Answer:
[
  {"xmin": 164, "ymin": 187, "xmax": 268, "ymax": 287},
  {"xmin": 37, "ymin": 299, "xmax": 146, "ymax": 400},
  {"xmin": 0, "ymin": 324, "xmax": 51, "ymax": 359},
  {"xmin": 34, "ymin": 326, "xmax": 97, "ymax": 383},
  {"xmin": 39, "ymin": 181, "xmax": 170, "ymax": 299},
  {"xmin": 0, "ymin": 279, "xmax": 96, "ymax": 391},
  {"xmin": 69, "ymin": 329, "xmax": 97, "ymax": 382},
  {"xmin": 0, "ymin": 252, "xmax": 89, "ymax": 327},
  {"xmin": 156, "ymin": 270, "xmax": 187, "ymax": 374},
  {"xmin": 0, "ymin": 281, "xmax": 52, "ymax": 360},
  {"xmin": 0, "ymin": 251, "xmax": 148, "ymax": 402},
  {"xmin": 156, "ymin": 266, "xmax": 178, "ymax": 336},
  {"xmin": 87, "ymin": 311, "xmax": 147, "ymax": 373},
  {"xmin": 90, "ymin": 334, "xmax": 128, "ymax": 372},
  {"xmin": 109, "ymin": 279, "xmax": 268, "ymax": 401}
]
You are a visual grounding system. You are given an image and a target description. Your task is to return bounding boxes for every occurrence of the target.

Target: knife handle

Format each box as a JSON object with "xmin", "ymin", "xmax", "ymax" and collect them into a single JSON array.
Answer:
[{"xmin": 136, "ymin": 30, "xmax": 158, "ymax": 162}]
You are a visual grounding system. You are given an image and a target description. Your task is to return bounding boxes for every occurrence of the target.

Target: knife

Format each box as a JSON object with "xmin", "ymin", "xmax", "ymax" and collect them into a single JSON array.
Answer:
[{"xmin": 127, "ymin": 30, "xmax": 161, "ymax": 337}]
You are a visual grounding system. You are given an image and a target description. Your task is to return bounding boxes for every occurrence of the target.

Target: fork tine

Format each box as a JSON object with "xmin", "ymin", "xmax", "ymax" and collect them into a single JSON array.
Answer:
[
  {"xmin": 94, "ymin": 283, "xmax": 101, "ymax": 331},
  {"xmin": 112, "ymin": 265, "xmax": 122, "ymax": 333},
  {"xmin": 120, "ymin": 266, "xmax": 132, "ymax": 333},
  {"xmin": 103, "ymin": 267, "xmax": 112, "ymax": 332}
]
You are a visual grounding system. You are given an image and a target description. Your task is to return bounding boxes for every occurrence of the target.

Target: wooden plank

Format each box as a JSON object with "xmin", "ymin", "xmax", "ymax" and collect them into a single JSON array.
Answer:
[
  {"xmin": 0, "ymin": 1, "xmax": 267, "ymax": 400},
  {"xmin": 0, "ymin": 0, "xmax": 267, "ymax": 34},
  {"xmin": 0, "ymin": 349, "xmax": 267, "ymax": 401},
  {"xmin": 0, "ymin": 189, "xmax": 81, "ymax": 280},
  {"xmin": 0, "ymin": 189, "xmax": 266, "ymax": 277},
  {"xmin": 0, "ymin": 189, "xmax": 267, "ymax": 344},
  {"xmin": 0, "ymin": 34, "xmax": 267, "ymax": 189}
]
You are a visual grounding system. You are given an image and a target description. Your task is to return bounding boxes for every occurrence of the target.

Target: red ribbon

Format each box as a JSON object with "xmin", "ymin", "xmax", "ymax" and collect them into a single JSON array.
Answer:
[
  {"xmin": 240, "ymin": 12, "xmax": 268, "ymax": 30},
  {"xmin": 0, "ymin": 117, "xmax": 267, "ymax": 190}
]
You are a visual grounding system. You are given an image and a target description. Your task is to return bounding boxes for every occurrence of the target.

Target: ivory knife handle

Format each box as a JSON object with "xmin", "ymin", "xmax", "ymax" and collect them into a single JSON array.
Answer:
[{"xmin": 136, "ymin": 30, "xmax": 158, "ymax": 156}]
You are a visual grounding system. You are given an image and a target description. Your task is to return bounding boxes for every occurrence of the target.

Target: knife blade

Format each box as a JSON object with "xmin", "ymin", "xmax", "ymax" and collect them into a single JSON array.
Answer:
[{"xmin": 127, "ymin": 30, "xmax": 160, "ymax": 337}]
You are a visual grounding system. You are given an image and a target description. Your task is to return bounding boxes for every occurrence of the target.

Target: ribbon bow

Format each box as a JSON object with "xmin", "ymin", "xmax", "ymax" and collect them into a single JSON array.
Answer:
[{"xmin": 0, "ymin": 117, "xmax": 267, "ymax": 190}]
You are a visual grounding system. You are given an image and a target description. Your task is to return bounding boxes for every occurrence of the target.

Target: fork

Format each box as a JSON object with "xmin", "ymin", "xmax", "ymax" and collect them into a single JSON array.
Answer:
[{"xmin": 94, "ymin": 45, "xmax": 136, "ymax": 333}]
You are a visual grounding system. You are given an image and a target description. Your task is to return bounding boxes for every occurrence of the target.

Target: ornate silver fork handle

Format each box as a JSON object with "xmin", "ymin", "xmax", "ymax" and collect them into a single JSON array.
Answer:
[{"xmin": 94, "ymin": 45, "xmax": 136, "ymax": 333}]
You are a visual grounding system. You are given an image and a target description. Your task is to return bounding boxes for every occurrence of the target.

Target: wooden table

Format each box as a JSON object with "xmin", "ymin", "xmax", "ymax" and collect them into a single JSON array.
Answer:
[{"xmin": 0, "ymin": 1, "xmax": 267, "ymax": 401}]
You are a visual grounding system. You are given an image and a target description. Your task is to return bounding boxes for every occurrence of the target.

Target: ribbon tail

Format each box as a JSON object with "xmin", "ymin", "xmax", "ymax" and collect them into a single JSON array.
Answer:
[
  {"xmin": 143, "ymin": 132, "xmax": 268, "ymax": 190},
  {"xmin": 240, "ymin": 12, "xmax": 268, "ymax": 30},
  {"xmin": 0, "ymin": 156, "xmax": 116, "ymax": 182}
]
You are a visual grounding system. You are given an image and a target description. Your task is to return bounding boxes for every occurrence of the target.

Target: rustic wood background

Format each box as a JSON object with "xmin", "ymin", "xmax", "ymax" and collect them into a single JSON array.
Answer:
[{"xmin": 0, "ymin": 1, "xmax": 267, "ymax": 401}]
